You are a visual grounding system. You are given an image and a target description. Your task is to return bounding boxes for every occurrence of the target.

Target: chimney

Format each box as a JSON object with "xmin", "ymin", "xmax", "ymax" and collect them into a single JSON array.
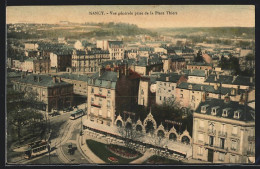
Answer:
[
  {"xmin": 214, "ymin": 76, "xmax": 217, "ymax": 82},
  {"xmin": 58, "ymin": 77, "xmax": 61, "ymax": 83},
  {"xmin": 166, "ymin": 76, "xmax": 169, "ymax": 82},
  {"xmin": 53, "ymin": 76, "xmax": 56, "ymax": 83},
  {"xmin": 224, "ymin": 95, "xmax": 230, "ymax": 103},
  {"xmin": 250, "ymin": 77, "xmax": 253, "ymax": 83},
  {"xmin": 232, "ymin": 76, "xmax": 236, "ymax": 82},
  {"xmin": 201, "ymin": 86, "xmax": 203, "ymax": 91},
  {"xmin": 202, "ymin": 92, "xmax": 206, "ymax": 102},
  {"xmin": 214, "ymin": 83, "xmax": 218, "ymax": 90},
  {"xmin": 124, "ymin": 64, "xmax": 129, "ymax": 76},
  {"xmin": 117, "ymin": 69, "xmax": 120, "ymax": 78},
  {"xmin": 217, "ymin": 74, "xmax": 219, "ymax": 79}
]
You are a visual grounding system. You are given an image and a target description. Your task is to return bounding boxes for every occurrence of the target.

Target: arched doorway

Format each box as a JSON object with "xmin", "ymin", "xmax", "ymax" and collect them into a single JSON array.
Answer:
[
  {"xmin": 157, "ymin": 130, "xmax": 165, "ymax": 138},
  {"xmin": 145, "ymin": 121, "xmax": 155, "ymax": 134},
  {"xmin": 181, "ymin": 136, "xmax": 190, "ymax": 144},
  {"xmin": 116, "ymin": 120, "xmax": 122, "ymax": 127},
  {"xmin": 169, "ymin": 133, "xmax": 177, "ymax": 141},
  {"xmin": 136, "ymin": 125, "xmax": 143, "ymax": 132},
  {"xmin": 125, "ymin": 122, "xmax": 132, "ymax": 130}
]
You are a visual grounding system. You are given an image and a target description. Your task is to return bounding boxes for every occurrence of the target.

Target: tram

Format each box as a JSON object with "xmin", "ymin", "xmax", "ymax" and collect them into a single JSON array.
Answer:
[
  {"xmin": 24, "ymin": 140, "xmax": 49, "ymax": 159},
  {"xmin": 70, "ymin": 109, "xmax": 85, "ymax": 120}
]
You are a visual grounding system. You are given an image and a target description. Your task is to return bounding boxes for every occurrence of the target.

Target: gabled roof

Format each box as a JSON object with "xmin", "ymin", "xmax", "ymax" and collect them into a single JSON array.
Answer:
[{"xmin": 195, "ymin": 98, "xmax": 255, "ymax": 122}]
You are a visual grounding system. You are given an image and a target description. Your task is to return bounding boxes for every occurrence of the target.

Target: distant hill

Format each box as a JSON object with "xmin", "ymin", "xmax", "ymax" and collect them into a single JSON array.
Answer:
[
  {"xmin": 7, "ymin": 22, "xmax": 158, "ymax": 39},
  {"xmin": 154, "ymin": 27, "xmax": 255, "ymax": 39}
]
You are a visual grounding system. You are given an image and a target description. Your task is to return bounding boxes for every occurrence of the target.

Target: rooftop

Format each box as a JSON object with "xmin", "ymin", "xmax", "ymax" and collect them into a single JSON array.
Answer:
[
  {"xmin": 195, "ymin": 98, "xmax": 255, "ymax": 122},
  {"xmin": 205, "ymin": 75, "xmax": 254, "ymax": 86},
  {"xmin": 177, "ymin": 82, "xmax": 245, "ymax": 95},
  {"xmin": 56, "ymin": 73, "xmax": 89, "ymax": 82},
  {"xmin": 16, "ymin": 74, "xmax": 72, "ymax": 87}
]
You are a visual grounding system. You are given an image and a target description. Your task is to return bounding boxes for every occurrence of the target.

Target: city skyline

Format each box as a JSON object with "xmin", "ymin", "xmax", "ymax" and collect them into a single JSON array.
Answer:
[{"xmin": 6, "ymin": 5, "xmax": 255, "ymax": 28}]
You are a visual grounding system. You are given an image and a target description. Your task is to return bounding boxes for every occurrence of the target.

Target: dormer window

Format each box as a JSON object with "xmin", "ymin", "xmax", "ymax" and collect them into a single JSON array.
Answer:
[
  {"xmin": 211, "ymin": 106, "xmax": 220, "ymax": 115},
  {"xmin": 222, "ymin": 108, "xmax": 231, "ymax": 117},
  {"xmin": 201, "ymin": 104, "xmax": 209, "ymax": 113},
  {"xmin": 234, "ymin": 110, "xmax": 242, "ymax": 119}
]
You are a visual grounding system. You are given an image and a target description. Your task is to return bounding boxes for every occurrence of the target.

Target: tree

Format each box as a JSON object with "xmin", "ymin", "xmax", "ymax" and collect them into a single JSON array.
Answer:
[
  {"xmin": 7, "ymin": 88, "xmax": 46, "ymax": 144},
  {"xmin": 194, "ymin": 49, "xmax": 204, "ymax": 62}
]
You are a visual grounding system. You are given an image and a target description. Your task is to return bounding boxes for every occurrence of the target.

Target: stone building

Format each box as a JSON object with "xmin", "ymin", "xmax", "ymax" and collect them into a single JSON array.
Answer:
[
  {"xmin": 137, "ymin": 75, "xmax": 157, "ymax": 107},
  {"xmin": 33, "ymin": 57, "xmax": 51, "ymax": 74},
  {"xmin": 192, "ymin": 97, "xmax": 255, "ymax": 163},
  {"xmin": 56, "ymin": 73, "xmax": 89, "ymax": 104},
  {"xmin": 71, "ymin": 48, "xmax": 109, "ymax": 73},
  {"xmin": 12, "ymin": 74, "xmax": 73, "ymax": 112},
  {"xmin": 156, "ymin": 73, "xmax": 187, "ymax": 105},
  {"xmin": 87, "ymin": 65, "xmax": 141, "ymax": 126},
  {"xmin": 162, "ymin": 55, "xmax": 186, "ymax": 73}
]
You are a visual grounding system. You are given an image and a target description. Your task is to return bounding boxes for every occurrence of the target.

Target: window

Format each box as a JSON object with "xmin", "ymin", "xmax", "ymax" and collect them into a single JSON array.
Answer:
[
  {"xmin": 198, "ymin": 133, "xmax": 204, "ymax": 142},
  {"xmin": 107, "ymin": 110, "xmax": 111, "ymax": 118},
  {"xmin": 231, "ymin": 140, "xmax": 237, "ymax": 151},
  {"xmin": 199, "ymin": 120, "xmax": 204, "ymax": 129},
  {"xmin": 232, "ymin": 126, "xmax": 238, "ymax": 135},
  {"xmin": 211, "ymin": 106, "xmax": 219, "ymax": 115},
  {"xmin": 160, "ymin": 96, "xmax": 161, "ymax": 100},
  {"xmin": 91, "ymin": 97, "xmax": 94, "ymax": 104},
  {"xmin": 99, "ymin": 88, "xmax": 102, "ymax": 94},
  {"xmin": 91, "ymin": 87, "xmax": 94, "ymax": 93},
  {"xmin": 201, "ymin": 105, "xmax": 209, "ymax": 113},
  {"xmin": 220, "ymin": 138, "xmax": 225, "ymax": 149},
  {"xmin": 209, "ymin": 136, "xmax": 214, "ymax": 146},
  {"xmin": 141, "ymin": 89, "xmax": 144, "ymax": 95},
  {"xmin": 218, "ymin": 153, "xmax": 225, "ymax": 162},
  {"xmin": 107, "ymin": 90, "xmax": 111, "ymax": 96},
  {"xmin": 99, "ymin": 98, "xmax": 102, "ymax": 106},
  {"xmin": 172, "ymin": 86, "xmax": 174, "ymax": 90},
  {"xmin": 99, "ymin": 109, "xmax": 102, "ymax": 116},
  {"xmin": 107, "ymin": 100, "xmax": 111, "ymax": 108},
  {"xmin": 42, "ymin": 90, "xmax": 46, "ymax": 96},
  {"xmin": 234, "ymin": 110, "xmax": 241, "ymax": 119},
  {"xmin": 220, "ymin": 124, "xmax": 226, "ymax": 133},
  {"xmin": 222, "ymin": 108, "xmax": 230, "ymax": 117},
  {"xmin": 230, "ymin": 155, "xmax": 236, "ymax": 163},
  {"xmin": 164, "ymin": 97, "xmax": 166, "ymax": 101},
  {"xmin": 197, "ymin": 146, "xmax": 203, "ymax": 156}
]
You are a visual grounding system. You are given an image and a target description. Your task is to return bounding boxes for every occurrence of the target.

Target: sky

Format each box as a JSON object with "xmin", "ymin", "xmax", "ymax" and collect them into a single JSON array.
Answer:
[{"xmin": 6, "ymin": 5, "xmax": 255, "ymax": 28}]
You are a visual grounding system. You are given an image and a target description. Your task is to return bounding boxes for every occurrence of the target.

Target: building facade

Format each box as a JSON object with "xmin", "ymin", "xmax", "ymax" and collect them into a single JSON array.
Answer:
[
  {"xmin": 192, "ymin": 97, "xmax": 255, "ymax": 163},
  {"xmin": 12, "ymin": 75, "xmax": 73, "ymax": 112}
]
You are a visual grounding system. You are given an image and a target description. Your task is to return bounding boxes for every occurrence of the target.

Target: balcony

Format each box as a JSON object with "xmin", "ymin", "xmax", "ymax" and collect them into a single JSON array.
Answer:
[
  {"xmin": 248, "ymin": 136, "xmax": 255, "ymax": 142},
  {"xmin": 218, "ymin": 131, "xmax": 227, "ymax": 138},
  {"xmin": 208, "ymin": 129, "xmax": 216, "ymax": 136},
  {"xmin": 94, "ymin": 93, "xmax": 106, "ymax": 98},
  {"xmin": 91, "ymin": 103, "xmax": 101, "ymax": 108},
  {"xmin": 204, "ymin": 143, "xmax": 228, "ymax": 152}
]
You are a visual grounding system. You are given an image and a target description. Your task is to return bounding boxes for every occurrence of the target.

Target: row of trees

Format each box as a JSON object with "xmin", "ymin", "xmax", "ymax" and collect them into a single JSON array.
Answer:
[{"xmin": 7, "ymin": 89, "xmax": 47, "ymax": 145}]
